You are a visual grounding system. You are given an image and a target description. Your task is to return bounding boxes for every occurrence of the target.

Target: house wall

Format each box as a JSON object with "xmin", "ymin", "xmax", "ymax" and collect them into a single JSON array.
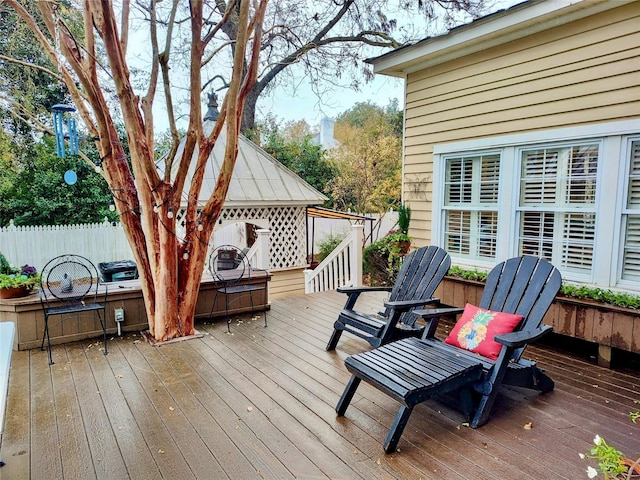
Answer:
[{"xmin": 403, "ymin": 2, "xmax": 640, "ymax": 246}]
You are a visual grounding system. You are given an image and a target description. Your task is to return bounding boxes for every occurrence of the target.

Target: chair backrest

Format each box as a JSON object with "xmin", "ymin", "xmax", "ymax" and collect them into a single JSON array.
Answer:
[
  {"xmin": 479, "ymin": 255, "xmax": 562, "ymax": 361},
  {"xmin": 40, "ymin": 254, "xmax": 101, "ymax": 304},
  {"xmin": 386, "ymin": 246, "xmax": 451, "ymax": 324},
  {"xmin": 209, "ymin": 245, "xmax": 249, "ymax": 286}
]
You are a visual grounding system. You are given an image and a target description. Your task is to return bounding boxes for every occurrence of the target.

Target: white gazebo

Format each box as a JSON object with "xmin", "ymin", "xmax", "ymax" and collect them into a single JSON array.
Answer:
[{"xmin": 169, "ymin": 98, "xmax": 328, "ymax": 296}]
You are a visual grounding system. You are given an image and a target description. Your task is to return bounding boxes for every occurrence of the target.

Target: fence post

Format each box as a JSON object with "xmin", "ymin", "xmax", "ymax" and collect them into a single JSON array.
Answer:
[
  {"xmin": 350, "ymin": 224, "xmax": 363, "ymax": 288},
  {"xmin": 255, "ymin": 229, "xmax": 270, "ymax": 270}
]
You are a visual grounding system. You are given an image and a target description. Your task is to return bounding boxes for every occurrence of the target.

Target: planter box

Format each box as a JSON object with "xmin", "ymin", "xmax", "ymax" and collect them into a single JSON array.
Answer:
[
  {"xmin": 0, "ymin": 271, "xmax": 270, "ymax": 351},
  {"xmin": 435, "ymin": 276, "xmax": 640, "ymax": 367}
]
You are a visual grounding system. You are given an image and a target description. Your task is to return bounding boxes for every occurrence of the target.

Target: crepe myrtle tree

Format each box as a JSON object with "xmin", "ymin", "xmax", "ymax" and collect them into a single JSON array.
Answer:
[{"xmin": 2, "ymin": 0, "xmax": 267, "ymax": 342}]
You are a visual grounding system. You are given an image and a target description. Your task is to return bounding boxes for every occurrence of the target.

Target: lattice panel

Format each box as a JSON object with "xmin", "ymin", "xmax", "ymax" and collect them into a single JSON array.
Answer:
[
  {"xmin": 176, "ymin": 206, "xmax": 306, "ymax": 270},
  {"xmin": 219, "ymin": 206, "xmax": 307, "ymax": 270}
]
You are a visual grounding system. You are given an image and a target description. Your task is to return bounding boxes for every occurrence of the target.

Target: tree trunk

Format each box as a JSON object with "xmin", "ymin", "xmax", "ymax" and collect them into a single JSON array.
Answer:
[
  {"xmin": 7, "ymin": 0, "xmax": 268, "ymax": 344},
  {"xmin": 241, "ymin": 86, "xmax": 260, "ymax": 133}
]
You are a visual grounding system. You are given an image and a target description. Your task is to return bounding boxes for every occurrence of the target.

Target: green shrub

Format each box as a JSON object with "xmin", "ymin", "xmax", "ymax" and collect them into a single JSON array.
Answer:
[
  {"xmin": 397, "ymin": 203, "xmax": 411, "ymax": 234},
  {"xmin": 317, "ymin": 233, "xmax": 346, "ymax": 262},
  {"xmin": 363, "ymin": 234, "xmax": 406, "ymax": 286},
  {"xmin": 0, "ymin": 253, "xmax": 12, "ymax": 275}
]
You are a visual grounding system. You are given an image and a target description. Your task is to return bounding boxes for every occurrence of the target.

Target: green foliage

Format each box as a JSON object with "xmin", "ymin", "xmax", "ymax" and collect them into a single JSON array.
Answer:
[
  {"xmin": 447, "ymin": 265, "xmax": 488, "ymax": 282},
  {"xmin": 0, "ymin": 253, "xmax": 39, "ymax": 290},
  {"xmin": 397, "ymin": 203, "xmax": 411, "ymax": 234},
  {"xmin": 329, "ymin": 100, "xmax": 403, "ymax": 213},
  {"xmin": 0, "ymin": 136, "xmax": 118, "ymax": 226},
  {"xmin": 0, "ymin": 124, "xmax": 135, "ymax": 227},
  {"xmin": 0, "ymin": 253, "xmax": 13, "ymax": 275},
  {"xmin": 559, "ymin": 284, "xmax": 640, "ymax": 309},
  {"xmin": 0, "ymin": 3, "xmax": 69, "ymax": 145},
  {"xmin": 336, "ymin": 100, "xmax": 402, "ymax": 131},
  {"xmin": 363, "ymin": 232, "xmax": 409, "ymax": 286},
  {"xmin": 317, "ymin": 233, "xmax": 346, "ymax": 262},
  {"xmin": 580, "ymin": 435, "xmax": 627, "ymax": 478},
  {"xmin": 631, "ymin": 401, "xmax": 640, "ymax": 425},
  {"xmin": 260, "ymin": 119, "xmax": 336, "ymax": 206}
]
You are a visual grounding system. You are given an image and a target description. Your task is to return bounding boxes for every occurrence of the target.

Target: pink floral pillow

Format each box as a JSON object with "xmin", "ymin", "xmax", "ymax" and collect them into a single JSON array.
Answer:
[{"xmin": 444, "ymin": 304, "xmax": 523, "ymax": 360}]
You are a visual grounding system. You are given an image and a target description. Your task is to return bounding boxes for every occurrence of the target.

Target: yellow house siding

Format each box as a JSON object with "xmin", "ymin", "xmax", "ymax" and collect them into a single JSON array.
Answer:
[
  {"xmin": 403, "ymin": 4, "xmax": 639, "ymax": 141},
  {"xmin": 402, "ymin": 3, "xmax": 640, "ymax": 245},
  {"xmin": 269, "ymin": 269, "xmax": 306, "ymax": 298}
]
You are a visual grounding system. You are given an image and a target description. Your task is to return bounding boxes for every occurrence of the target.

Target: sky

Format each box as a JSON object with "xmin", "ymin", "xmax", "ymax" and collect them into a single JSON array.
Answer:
[{"xmin": 254, "ymin": 69, "xmax": 405, "ymax": 127}]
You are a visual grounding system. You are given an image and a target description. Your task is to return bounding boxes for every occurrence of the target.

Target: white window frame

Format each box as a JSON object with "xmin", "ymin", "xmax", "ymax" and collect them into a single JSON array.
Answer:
[
  {"xmin": 432, "ymin": 119, "xmax": 639, "ymax": 290},
  {"xmin": 616, "ymin": 136, "xmax": 640, "ymax": 288},
  {"xmin": 441, "ymin": 152, "xmax": 502, "ymax": 262}
]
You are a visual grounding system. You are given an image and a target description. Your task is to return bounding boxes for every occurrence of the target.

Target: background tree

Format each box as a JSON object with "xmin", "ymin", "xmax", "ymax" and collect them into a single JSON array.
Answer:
[
  {"xmin": 0, "ymin": 134, "xmax": 123, "ymax": 226},
  {"xmin": 2, "ymin": 0, "xmax": 267, "ymax": 343},
  {"xmin": 260, "ymin": 117, "xmax": 336, "ymax": 205},
  {"xmin": 194, "ymin": 0, "xmax": 488, "ymax": 132},
  {"xmin": 328, "ymin": 101, "xmax": 402, "ymax": 213}
]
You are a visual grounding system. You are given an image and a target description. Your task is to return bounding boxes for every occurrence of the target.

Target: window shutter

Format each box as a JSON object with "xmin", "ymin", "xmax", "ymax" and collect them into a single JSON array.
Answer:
[
  {"xmin": 479, "ymin": 155, "xmax": 500, "ymax": 203},
  {"xmin": 445, "ymin": 210, "xmax": 470, "ymax": 254},
  {"xmin": 520, "ymin": 149, "xmax": 558, "ymax": 205},
  {"xmin": 622, "ymin": 140, "xmax": 640, "ymax": 281},
  {"xmin": 562, "ymin": 213, "xmax": 595, "ymax": 270}
]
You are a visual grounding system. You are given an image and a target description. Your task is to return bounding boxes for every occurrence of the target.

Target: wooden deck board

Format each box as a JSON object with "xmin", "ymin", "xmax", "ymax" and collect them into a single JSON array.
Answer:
[{"xmin": 1, "ymin": 290, "xmax": 639, "ymax": 479}]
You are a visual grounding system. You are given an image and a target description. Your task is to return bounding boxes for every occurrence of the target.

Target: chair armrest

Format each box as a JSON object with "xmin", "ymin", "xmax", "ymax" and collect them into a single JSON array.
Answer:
[
  {"xmin": 337, "ymin": 286, "xmax": 393, "ymax": 310},
  {"xmin": 383, "ymin": 297, "xmax": 439, "ymax": 312},
  {"xmin": 413, "ymin": 306, "xmax": 465, "ymax": 339},
  {"xmin": 494, "ymin": 325, "xmax": 553, "ymax": 348},
  {"xmin": 413, "ymin": 306, "xmax": 464, "ymax": 319},
  {"xmin": 336, "ymin": 286, "xmax": 392, "ymax": 294}
]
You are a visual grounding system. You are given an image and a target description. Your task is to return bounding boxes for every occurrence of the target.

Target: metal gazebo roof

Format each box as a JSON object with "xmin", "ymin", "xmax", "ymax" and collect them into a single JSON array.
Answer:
[{"xmin": 170, "ymin": 120, "xmax": 328, "ymax": 207}]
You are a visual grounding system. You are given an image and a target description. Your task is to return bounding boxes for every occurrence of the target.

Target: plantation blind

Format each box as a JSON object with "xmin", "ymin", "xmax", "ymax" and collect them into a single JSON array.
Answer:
[
  {"xmin": 622, "ymin": 140, "xmax": 640, "ymax": 281},
  {"xmin": 443, "ymin": 154, "xmax": 499, "ymax": 259},
  {"xmin": 518, "ymin": 145, "xmax": 598, "ymax": 273}
]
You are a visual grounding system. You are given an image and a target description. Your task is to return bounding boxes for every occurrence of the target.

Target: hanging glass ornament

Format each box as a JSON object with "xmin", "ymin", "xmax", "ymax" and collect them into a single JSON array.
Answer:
[{"xmin": 63, "ymin": 170, "xmax": 77, "ymax": 185}]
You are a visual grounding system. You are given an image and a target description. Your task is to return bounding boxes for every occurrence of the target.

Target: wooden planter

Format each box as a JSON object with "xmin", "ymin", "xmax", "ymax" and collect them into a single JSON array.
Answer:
[
  {"xmin": 0, "ymin": 286, "xmax": 32, "ymax": 299},
  {"xmin": 434, "ymin": 276, "xmax": 640, "ymax": 367}
]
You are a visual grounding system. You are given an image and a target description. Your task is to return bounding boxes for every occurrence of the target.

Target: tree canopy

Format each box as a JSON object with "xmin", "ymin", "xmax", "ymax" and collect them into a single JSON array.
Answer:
[
  {"xmin": 260, "ymin": 117, "xmax": 336, "ymax": 206},
  {"xmin": 328, "ymin": 101, "xmax": 403, "ymax": 214}
]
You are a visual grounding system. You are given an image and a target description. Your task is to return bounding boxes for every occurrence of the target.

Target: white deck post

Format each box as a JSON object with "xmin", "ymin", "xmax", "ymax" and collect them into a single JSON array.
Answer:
[
  {"xmin": 350, "ymin": 224, "xmax": 363, "ymax": 288},
  {"xmin": 255, "ymin": 229, "xmax": 270, "ymax": 270}
]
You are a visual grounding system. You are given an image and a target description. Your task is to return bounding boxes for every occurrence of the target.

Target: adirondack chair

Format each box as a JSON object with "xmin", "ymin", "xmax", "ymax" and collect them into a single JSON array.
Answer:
[
  {"xmin": 336, "ymin": 255, "xmax": 561, "ymax": 453},
  {"xmin": 326, "ymin": 245, "xmax": 451, "ymax": 351}
]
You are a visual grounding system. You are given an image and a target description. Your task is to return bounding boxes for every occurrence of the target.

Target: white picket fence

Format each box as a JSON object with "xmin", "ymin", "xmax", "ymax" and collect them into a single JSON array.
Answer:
[
  {"xmin": 0, "ymin": 218, "xmax": 257, "ymax": 272},
  {"xmin": 0, "ymin": 220, "xmax": 134, "ymax": 271}
]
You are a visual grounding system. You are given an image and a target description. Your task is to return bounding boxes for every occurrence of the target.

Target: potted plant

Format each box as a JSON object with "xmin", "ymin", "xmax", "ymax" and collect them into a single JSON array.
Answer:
[
  {"xmin": 580, "ymin": 404, "xmax": 640, "ymax": 478},
  {"xmin": 390, "ymin": 203, "xmax": 412, "ymax": 254},
  {"xmin": 0, "ymin": 252, "xmax": 40, "ymax": 299}
]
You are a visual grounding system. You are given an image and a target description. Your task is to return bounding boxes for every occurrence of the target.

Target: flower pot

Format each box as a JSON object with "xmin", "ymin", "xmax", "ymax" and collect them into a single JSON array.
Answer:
[
  {"xmin": 0, "ymin": 286, "xmax": 31, "ymax": 299},
  {"xmin": 396, "ymin": 240, "xmax": 411, "ymax": 255}
]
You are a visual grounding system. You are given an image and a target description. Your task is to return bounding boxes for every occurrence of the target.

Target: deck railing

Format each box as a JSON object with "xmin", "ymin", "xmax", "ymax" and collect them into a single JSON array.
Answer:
[{"xmin": 304, "ymin": 225, "xmax": 363, "ymax": 294}]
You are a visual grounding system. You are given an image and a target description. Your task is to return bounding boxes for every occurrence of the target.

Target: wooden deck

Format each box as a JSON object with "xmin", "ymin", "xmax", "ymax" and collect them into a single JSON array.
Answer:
[{"xmin": 1, "ymin": 290, "xmax": 639, "ymax": 479}]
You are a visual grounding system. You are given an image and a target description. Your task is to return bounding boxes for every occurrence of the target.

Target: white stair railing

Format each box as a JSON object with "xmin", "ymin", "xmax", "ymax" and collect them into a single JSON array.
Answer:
[{"xmin": 304, "ymin": 224, "xmax": 363, "ymax": 294}]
